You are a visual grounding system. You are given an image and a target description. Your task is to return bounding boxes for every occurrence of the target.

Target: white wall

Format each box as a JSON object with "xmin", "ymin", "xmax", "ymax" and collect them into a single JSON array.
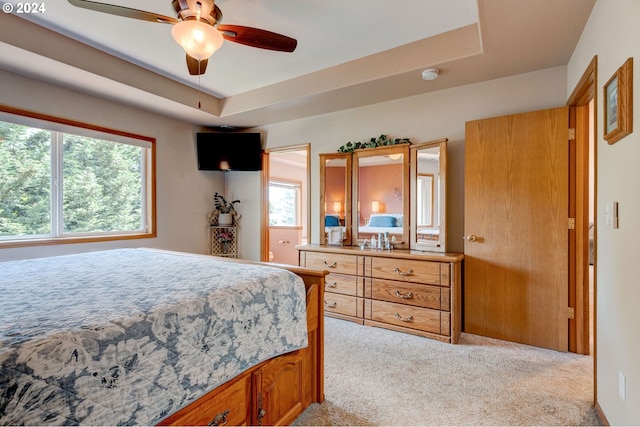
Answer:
[
  {"xmin": 567, "ymin": 1, "xmax": 640, "ymax": 424},
  {"xmin": 224, "ymin": 170, "xmax": 262, "ymax": 260},
  {"xmin": 233, "ymin": 66, "xmax": 568, "ymax": 258},
  {"xmin": 0, "ymin": 69, "xmax": 225, "ymax": 261}
]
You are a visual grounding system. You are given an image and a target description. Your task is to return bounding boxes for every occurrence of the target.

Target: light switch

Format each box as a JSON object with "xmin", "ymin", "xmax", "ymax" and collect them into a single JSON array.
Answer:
[{"xmin": 606, "ymin": 202, "xmax": 619, "ymax": 229}]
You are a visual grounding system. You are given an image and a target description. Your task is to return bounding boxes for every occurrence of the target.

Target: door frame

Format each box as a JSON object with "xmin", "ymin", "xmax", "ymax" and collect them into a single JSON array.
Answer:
[
  {"xmin": 261, "ymin": 144, "xmax": 311, "ymax": 263},
  {"xmin": 567, "ymin": 56, "xmax": 597, "ymax": 402},
  {"xmin": 567, "ymin": 55, "xmax": 597, "ymax": 356}
]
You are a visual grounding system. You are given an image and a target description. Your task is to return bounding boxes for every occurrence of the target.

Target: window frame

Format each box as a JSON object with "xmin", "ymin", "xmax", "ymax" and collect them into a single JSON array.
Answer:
[
  {"xmin": 268, "ymin": 178, "xmax": 302, "ymax": 228},
  {"xmin": 0, "ymin": 105, "xmax": 156, "ymax": 248}
]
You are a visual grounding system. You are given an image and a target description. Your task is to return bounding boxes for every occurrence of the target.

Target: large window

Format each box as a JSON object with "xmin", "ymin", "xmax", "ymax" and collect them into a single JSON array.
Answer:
[
  {"xmin": 0, "ymin": 107, "xmax": 155, "ymax": 246},
  {"xmin": 269, "ymin": 180, "xmax": 301, "ymax": 227}
]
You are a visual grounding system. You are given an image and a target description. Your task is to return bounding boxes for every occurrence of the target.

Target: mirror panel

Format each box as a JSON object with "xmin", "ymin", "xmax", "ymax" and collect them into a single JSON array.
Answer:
[
  {"xmin": 410, "ymin": 139, "xmax": 447, "ymax": 251},
  {"xmin": 353, "ymin": 145, "xmax": 410, "ymax": 248},
  {"xmin": 319, "ymin": 153, "xmax": 351, "ymax": 245},
  {"xmin": 417, "ymin": 174, "xmax": 435, "ymax": 227}
]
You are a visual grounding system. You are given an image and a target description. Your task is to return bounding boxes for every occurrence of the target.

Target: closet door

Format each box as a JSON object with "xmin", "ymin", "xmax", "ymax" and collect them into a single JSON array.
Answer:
[{"xmin": 464, "ymin": 107, "xmax": 569, "ymax": 351}]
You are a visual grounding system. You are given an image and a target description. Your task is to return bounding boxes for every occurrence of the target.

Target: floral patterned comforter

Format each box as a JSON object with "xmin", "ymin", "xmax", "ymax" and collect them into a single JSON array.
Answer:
[{"xmin": 0, "ymin": 248, "xmax": 308, "ymax": 425}]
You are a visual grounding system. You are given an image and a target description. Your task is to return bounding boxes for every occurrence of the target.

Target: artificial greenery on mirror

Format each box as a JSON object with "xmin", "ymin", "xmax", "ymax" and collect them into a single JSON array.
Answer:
[{"xmin": 337, "ymin": 134, "xmax": 411, "ymax": 153}]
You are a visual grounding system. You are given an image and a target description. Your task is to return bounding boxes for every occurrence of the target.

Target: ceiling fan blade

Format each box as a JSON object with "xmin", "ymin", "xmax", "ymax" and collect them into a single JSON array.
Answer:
[
  {"xmin": 67, "ymin": 0, "xmax": 178, "ymax": 24},
  {"xmin": 217, "ymin": 25, "xmax": 297, "ymax": 52},
  {"xmin": 186, "ymin": 54, "xmax": 208, "ymax": 75}
]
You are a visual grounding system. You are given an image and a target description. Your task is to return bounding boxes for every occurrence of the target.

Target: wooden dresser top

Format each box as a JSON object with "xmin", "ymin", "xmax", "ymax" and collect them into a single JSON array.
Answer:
[{"xmin": 296, "ymin": 244, "xmax": 464, "ymax": 263}]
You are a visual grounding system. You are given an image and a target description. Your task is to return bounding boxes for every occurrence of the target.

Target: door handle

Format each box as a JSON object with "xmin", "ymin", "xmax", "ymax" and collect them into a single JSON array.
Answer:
[{"xmin": 463, "ymin": 234, "xmax": 479, "ymax": 242}]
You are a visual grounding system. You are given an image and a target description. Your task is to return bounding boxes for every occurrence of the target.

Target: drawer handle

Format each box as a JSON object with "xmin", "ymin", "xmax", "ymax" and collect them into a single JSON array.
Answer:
[
  {"xmin": 327, "ymin": 281, "xmax": 338, "ymax": 288},
  {"xmin": 394, "ymin": 290, "xmax": 414, "ymax": 299},
  {"xmin": 324, "ymin": 300, "xmax": 337, "ymax": 308},
  {"xmin": 323, "ymin": 261, "xmax": 338, "ymax": 268},
  {"xmin": 208, "ymin": 409, "xmax": 230, "ymax": 426},
  {"xmin": 394, "ymin": 267, "xmax": 414, "ymax": 276},
  {"xmin": 394, "ymin": 312, "xmax": 414, "ymax": 322}
]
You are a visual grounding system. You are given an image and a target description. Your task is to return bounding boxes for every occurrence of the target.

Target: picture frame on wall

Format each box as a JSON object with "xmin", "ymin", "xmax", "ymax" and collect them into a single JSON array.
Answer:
[{"xmin": 603, "ymin": 57, "xmax": 633, "ymax": 145}]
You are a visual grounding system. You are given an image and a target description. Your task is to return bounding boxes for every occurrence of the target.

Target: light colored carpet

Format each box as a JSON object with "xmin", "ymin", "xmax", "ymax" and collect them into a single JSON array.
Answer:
[{"xmin": 293, "ymin": 317, "xmax": 601, "ymax": 426}]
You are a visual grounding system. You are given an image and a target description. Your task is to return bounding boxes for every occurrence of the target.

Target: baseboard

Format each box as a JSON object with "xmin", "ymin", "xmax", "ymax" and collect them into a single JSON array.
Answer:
[{"xmin": 595, "ymin": 400, "xmax": 609, "ymax": 426}]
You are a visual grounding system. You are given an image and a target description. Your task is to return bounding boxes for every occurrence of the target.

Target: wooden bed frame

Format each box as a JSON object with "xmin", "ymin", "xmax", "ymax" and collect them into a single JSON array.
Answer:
[{"xmin": 158, "ymin": 264, "xmax": 326, "ymax": 426}]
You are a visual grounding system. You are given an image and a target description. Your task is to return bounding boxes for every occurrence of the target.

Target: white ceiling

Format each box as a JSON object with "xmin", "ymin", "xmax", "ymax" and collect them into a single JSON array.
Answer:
[{"xmin": 0, "ymin": 0, "xmax": 595, "ymax": 128}]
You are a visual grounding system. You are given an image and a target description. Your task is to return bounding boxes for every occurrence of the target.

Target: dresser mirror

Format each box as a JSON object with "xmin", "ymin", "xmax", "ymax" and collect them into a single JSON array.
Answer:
[
  {"xmin": 353, "ymin": 144, "xmax": 410, "ymax": 248},
  {"xmin": 319, "ymin": 153, "xmax": 352, "ymax": 245},
  {"xmin": 410, "ymin": 139, "xmax": 447, "ymax": 252}
]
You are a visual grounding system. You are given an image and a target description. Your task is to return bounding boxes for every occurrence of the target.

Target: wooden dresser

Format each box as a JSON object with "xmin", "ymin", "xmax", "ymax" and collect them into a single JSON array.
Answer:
[{"xmin": 297, "ymin": 244, "xmax": 464, "ymax": 343}]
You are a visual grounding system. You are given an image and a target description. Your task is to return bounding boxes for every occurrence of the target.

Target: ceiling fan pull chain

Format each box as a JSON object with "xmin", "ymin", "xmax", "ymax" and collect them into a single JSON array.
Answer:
[{"xmin": 198, "ymin": 72, "xmax": 202, "ymax": 109}]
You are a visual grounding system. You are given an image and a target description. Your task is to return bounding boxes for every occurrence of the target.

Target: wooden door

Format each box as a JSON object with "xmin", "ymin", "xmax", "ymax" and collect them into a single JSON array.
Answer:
[{"xmin": 464, "ymin": 107, "xmax": 569, "ymax": 351}]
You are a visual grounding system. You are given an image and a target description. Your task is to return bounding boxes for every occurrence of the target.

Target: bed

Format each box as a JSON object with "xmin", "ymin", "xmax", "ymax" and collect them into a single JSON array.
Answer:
[
  {"xmin": 358, "ymin": 213, "xmax": 404, "ymax": 237},
  {"xmin": 0, "ymin": 248, "xmax": 325, "ymax": 426}
]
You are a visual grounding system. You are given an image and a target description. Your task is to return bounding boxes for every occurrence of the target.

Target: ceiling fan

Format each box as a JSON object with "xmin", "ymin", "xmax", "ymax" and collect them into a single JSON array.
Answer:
[{"xmin": 67, "ymin": 0, "xmax": 297, "ymax": 75}]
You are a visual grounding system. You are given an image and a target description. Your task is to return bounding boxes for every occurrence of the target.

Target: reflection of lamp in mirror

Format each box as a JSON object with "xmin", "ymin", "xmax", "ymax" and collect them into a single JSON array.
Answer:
[
  {"xmin": 371, "ymin": 201, "xmax": 380, "ymax": 213},
  {"xmin": 388, "ymin": 153, "xmax": 402, "ymax": 160},
  {"xmin": 333, "ymin": 201, "xmax": 342, "ymax": 214}
]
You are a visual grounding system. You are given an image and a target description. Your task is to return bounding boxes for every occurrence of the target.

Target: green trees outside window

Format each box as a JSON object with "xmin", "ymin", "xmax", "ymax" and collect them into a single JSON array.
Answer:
[
  {"xmin": 0, "ymin": 118, "xmax": 151, "ymax": 242},
  {"xmin": 269, "ymin": 180, "xmax": 300, "ymax": 226}
]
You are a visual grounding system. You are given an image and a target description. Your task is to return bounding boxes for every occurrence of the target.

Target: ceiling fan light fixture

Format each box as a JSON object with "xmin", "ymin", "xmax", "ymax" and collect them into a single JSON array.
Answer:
[{"xmin": 171, "ymin": 20, "xmax": 223, "ymax": 61}]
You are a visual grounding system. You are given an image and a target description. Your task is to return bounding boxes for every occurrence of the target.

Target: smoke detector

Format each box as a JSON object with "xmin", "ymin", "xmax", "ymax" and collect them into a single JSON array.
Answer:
[{"xmin": 421, "ymin": 68, "xmax": 440, "ymax": 81}]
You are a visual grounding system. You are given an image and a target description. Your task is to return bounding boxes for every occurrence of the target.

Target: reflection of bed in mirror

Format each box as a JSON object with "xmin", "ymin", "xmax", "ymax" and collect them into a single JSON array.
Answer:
[
  {"xmin": 324, "ymin": 214, "xmax": 346, "ymax": 231},
  {"xmin": 324, "ymin": 214, "xmax": 346, "ymax": 244},
  {"xmin": 358, "ymin": 214, "xmax": 404, "ymax": 236}
]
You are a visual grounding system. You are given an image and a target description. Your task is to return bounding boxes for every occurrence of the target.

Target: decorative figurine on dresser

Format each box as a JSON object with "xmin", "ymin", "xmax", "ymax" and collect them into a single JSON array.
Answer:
[
  {"xmin": 299, "ymin": 137, "xmax": 465, "ymax": 343},
  {"xmin": 209, "ymin": 193, "xmax": 240, "ymax": 258}
]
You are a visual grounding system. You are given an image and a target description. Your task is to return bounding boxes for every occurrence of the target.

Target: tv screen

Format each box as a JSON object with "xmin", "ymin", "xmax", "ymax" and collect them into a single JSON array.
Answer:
[{"xmin": 196, "ymin": 132, "xmax": 262, "ymax": 171}]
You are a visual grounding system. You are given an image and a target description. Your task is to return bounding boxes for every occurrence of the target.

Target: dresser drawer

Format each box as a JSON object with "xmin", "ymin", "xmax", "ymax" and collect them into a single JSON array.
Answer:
[
  {"xmin": 368, "ymin": 257, "xmax": 448, "ymax": 286},
  {"xmin": 159, "ymin": 371, "xmax": 251, "ymax": 426},
  {"xmin": 302, "ymin": 251, "xmax": 362, "ymax": 275},
  {"xmin": 365, "ymin": 299, "xmax": 447, "ymax": 336},
  {"xmin": 366, "ymin": 278, "xmax": 448, "ymax": 310},
  {"xmin": 325, "ymin": 273, "xmax": 363, "ymax": 297},
  {"xmin": 324, "ymin": 293, "xmax": 363, "ymax": 318}
]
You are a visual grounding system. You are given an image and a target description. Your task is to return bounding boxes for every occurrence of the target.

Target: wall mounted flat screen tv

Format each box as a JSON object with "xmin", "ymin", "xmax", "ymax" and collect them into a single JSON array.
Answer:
[{"xmin": 196, "ymin": 132, "xmax": 262, "ymax": 171}]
